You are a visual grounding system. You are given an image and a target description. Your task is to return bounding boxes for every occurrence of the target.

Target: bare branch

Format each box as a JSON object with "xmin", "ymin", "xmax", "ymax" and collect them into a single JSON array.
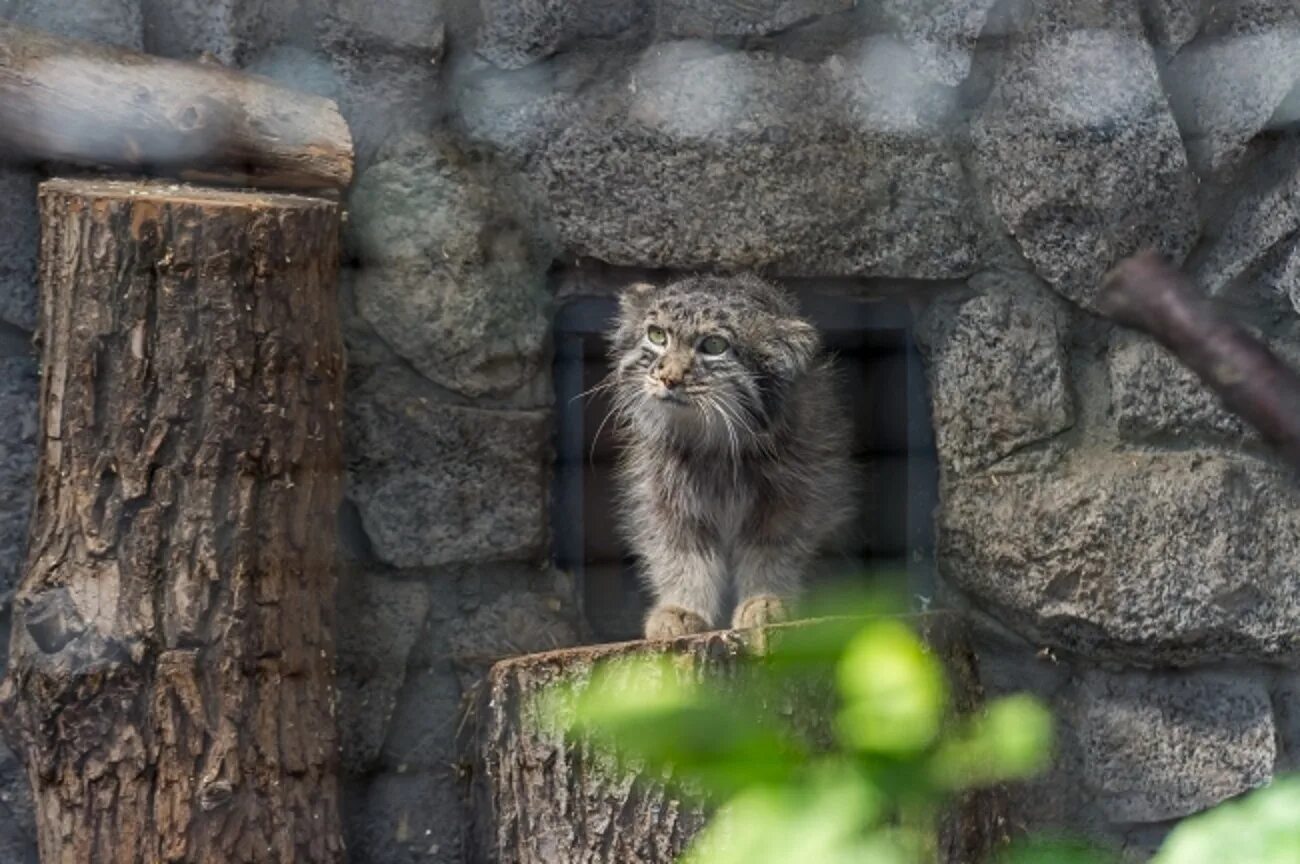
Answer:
[{"xmin": 1099, "ymin": 249, "xmax": 1300, "ymax": 473}]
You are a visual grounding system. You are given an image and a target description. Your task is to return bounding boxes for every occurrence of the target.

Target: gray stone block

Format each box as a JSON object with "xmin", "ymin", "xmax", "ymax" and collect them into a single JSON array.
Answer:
[
  {"xmin": 348, "ymin": 135, "xmax": 552, "ymax": 399},
  {"xmin": 917, "ymin": 273, "xmax": 1074, "ymax": 475},
  {"xmin": 463, "ymin": 41, "xmax": 979, "ymax": 278},
  {"xmin": 1191, "ymin": 139, "xmax": 1300, "ymax": 299},
  {"xmin": 141, "ymin": 0, "xmax": 294, "ymax": 64},
  {"xmin": 971, "ymin": 6, "xmax": 1198, "ymax": 310},
  {"xmin": 942, "ymin": 452, "xmax": 1300, "ymax": 664},
  {"xmin": 1108, "ymin": 330, "xmax": 1248, "ymax": 441},
  {"xmin": 3, "ymin": 0, "xmax": 142, "ymax": 48},
  {"xmin": 1142, "ymin": 0, "xmax": 1211, "ymax": 55},
  {"xmin": 1076, "ymin": 668, "xmax": 1274, "ymax": 822},
  {"xmin": 344, "ymin": 770, "xmax": 467, "ymax": 864},
  {"xmin": 0, "ymin": 169, "xmax": 38, "ymax": 332},
  {"xmin": 1257, "ymin": 232, "xmax": 1300, "ymax": 316},
  {"xmin": 315, "ymin": 0, "xmax": 446, "ymax": 52},
  {"xmin": 657, "ymin": 0, "xmax": 853, "ymax": 39},
  {"xmin": 337, "ymin": 567, "xmax": 432, "ymax": 774},
  {"xmin": 476, "ymin": 0, "xmax": 856, "ymax": 69},
  {"xmin": 477, "ymin": 0, "xmax": 644, "ymax": 69},
  {"xmin": 444, "ymin": 589, "xmax": 580, "ymax": 684},
  {"xmin": 0, "ymin": 739, "xmax": 35, "ymax": 864},
  {"xmin": 301, "ymin": 39, "xmax": 444, "ymax": 171},
  {"xmin": 0, "ymin": 356, "xmax": 37, "ymax": 598},
  {"xmin": 1165, "ymin": 0, "xmax": 1300, "ymax": 177},
  {"xmin": 876, "ymin": 0, "xmax": 1000, "ymax": 85},
  {"xmin": 346, "ymin": 366, "xmax": 550, "ymax": 569}
]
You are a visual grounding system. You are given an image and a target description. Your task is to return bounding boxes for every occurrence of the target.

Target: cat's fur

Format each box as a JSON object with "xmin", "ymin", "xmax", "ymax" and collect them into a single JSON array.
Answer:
[{"xmin": 605, "ymin": 275, "xmax": 855, "ymax": 640}]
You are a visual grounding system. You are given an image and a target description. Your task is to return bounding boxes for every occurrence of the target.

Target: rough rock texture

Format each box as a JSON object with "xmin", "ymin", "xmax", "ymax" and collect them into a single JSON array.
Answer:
[
  {"xmin": 0, "ymin": 170, "xmax": 37, "ymax": 332},
  {"xmin": 348, "ymin": 135, "xmax": 553, "ymax": 398},
  {"xmin": 972, "ymin": 15, "xmax": 1199, "ymax": 310},
  {"xmin": 140, "ymin": 0, "xmax": 292, "ymax": 63},
  {"xmin": 476, "ymin": 0, "xmax": 856, "ymax": 69},
  {"xmin": 1076, "ymin": 669, "xmax": 1275, "ymax": 822},
  {"xmin": 336, "ymin": 567, "xmax": 433, "ymax": 774},
  {"xmin": 917, "ymin": 273, "xmax": 1074, "ymax": 474},
  {"xmin": 0, "ymin": 739, "xmax": 34, "ymax": 864},
  {"xmin": 1, "ymin": 0, "xmax": 142, "ymax": 48},
  {"xmin": 1142, "ymin": 0, "xmax": 1211, "ymax": 55},
  {"xmin": 657, "ymin": 0, "xmax": 853, "ymax": 39},
  {"xmin": 1108, "ymin": 331, "xmax": 1249, "ymax": 441},
  {"xmin": 462, "ymin": 40, "xmax": 980, "ymax": 278},
  {"xmin": 309, "ymin": 11, "xmax": 447, "ymax": 169},
  {"xmin": 876, "ymin": 0, "xmax": 1001, "ymax": 85},
  {"xmin": 0, "ymin": 356, "xmax": 37, "ymax": 599},
  {"xmin": 346, "ymin": 366, "xmax": 550, "ymax": 569},
  {"xmin": 1258, "ymin": 233, "xmax": 1300, "ymax": 316},
  {"xmin": 1164, "ymin": 1, "xmax": 1300, "ymax": 177},
  {"xmin": 1190, "ymin": 139, "xmax": 1300, "ymax": 298},
  {"xmin": 316, "ymin": 0, "xmax": 446, "ymax": 52},
  {"xmin": 444, "ymin": 589, "xmax": 581, "ymax": 688},
  {"xmin": 477, "ymin": 0, "xmax": 644, "ymax": 69},
  {"xmin": 942, "ymin": 452, "xmax": 1300, "ymax": 665}
]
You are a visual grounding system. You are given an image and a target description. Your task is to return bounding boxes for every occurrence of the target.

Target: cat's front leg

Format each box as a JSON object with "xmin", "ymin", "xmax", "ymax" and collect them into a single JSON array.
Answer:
[
  {"xmin": 731, "ymin": 544, "xmax": 805, "ymax": 630},
  {"xmin": 642, "ymin": 545, "xmax": 726, "ymax": 640}
]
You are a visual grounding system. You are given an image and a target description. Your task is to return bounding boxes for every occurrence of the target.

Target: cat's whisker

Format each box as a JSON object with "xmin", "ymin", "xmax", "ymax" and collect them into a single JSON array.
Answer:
[{"xmin": 569, "ymin": 374, "xmax": 620, "ymax": 405}]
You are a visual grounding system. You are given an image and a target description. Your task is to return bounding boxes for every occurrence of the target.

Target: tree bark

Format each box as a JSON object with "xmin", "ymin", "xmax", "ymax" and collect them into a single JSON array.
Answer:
[
  {"xmin": 469, "ymin": 613, "xmax": 1007, "ymax": 864},
  {"xmin": 0, "ymin": 22, "xmax": 354, "ymax": 191},
  {"xmin": 0, "ymin": 178, "xmax": 347, "ymax": 863}
]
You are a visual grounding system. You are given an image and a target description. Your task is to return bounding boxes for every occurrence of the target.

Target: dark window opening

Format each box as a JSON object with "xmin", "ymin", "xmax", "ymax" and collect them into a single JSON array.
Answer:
[{"xmin": 554, "ymin": 291, "xmax": 938, "ymax": 643}]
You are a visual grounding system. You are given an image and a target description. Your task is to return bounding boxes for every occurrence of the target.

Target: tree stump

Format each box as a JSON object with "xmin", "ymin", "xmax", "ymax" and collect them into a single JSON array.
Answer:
[
  {"xmin": 470, "ymin": 613, "xmax": 1009, "ymax": 864},
  {"xmin": 0, "ymin": 178, "xmax": 346, "ymax": 864}
]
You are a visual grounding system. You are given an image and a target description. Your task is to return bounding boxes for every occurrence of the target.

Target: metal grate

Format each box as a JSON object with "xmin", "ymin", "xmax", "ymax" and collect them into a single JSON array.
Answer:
[{"xmin": 553, "ymin": 291, "xmax": 938, "ymax": 642}]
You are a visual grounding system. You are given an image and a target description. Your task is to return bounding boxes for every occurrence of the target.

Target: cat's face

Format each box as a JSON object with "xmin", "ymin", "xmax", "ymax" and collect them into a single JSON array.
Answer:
[{"xmin": 608, "ymin": 276, "xmax": 820, "ymax": 448}]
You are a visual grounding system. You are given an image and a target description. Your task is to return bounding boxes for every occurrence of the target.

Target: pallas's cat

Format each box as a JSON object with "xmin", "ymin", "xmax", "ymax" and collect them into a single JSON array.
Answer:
[{"xmin": 606, "ymin": 275, "xmax": 854, "ymax": 640}]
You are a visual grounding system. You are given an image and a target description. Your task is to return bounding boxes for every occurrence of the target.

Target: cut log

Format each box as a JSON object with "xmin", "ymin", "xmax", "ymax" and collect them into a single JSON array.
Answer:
[
  {"xmin": 0, "ymin": 22, "xmax": 354, "ymax": 191},
  {"xmin": 470, "ymin": 613, "xmax": 1009, "ymax": 864},
  {"xmin": 0, "ymin": 178, "xmax": 347, "ymax": 864}
]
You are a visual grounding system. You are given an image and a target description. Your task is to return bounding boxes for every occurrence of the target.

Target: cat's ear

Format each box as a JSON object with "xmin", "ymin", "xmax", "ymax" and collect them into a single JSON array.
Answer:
[
  {"xmin": 618, "ymin": 281, "xmax": 657, "ymax": 318},
  {"xmin": 774, "ymin": 318, "xmax": 821, "ymax": 375}
]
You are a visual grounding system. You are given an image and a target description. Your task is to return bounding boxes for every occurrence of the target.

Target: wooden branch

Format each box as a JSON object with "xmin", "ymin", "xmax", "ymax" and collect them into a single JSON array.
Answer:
[
  {"xmin": 1099, "ymin": 249, "xmax": 1300, "ymax": 473},
  {"xmin": 1, "ymin": 178, "xmax": 346, "ymax": 863},
  {"xmin": 0, "ymin": 22, "xmax": 353, "ymax": 190}
]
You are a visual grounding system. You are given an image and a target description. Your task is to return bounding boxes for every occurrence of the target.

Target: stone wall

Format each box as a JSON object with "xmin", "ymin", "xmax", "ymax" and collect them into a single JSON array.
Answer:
[{"xmin": 2, "ymin": 0, "xmax": 1300, "ymax": 861}]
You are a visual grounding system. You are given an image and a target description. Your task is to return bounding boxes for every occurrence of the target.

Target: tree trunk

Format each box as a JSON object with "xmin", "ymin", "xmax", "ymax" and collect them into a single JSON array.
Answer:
[
  {"xmin": 469, "ymin": 613, "xmax": 1009, "ymax": 864},
  {"xmin": 0, "ymin": 178, "xmax": 347, "ymax": 864},
  {"xmin": 0, "ymin": 22, "xmax": 353, "ymax": 191}
]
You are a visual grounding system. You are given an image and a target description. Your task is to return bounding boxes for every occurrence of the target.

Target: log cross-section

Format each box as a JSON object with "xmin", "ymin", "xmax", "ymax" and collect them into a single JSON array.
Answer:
[
  {"xmin": 0, "ymin": 22, "xmax": 354, "ymax": 191},
  {"xmin": 0, "ymin": 178, "xmax": 347, "ymax": 864}
]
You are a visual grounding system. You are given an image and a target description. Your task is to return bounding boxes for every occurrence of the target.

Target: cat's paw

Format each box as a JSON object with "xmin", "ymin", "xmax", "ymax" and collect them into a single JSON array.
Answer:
[
  {"xmin": 732, "ymin": 594, "xmax": 790, "ymax": 631},
  {"xmin": 644, "ymin": 605, "xmax": 710, "ymax": 640}
]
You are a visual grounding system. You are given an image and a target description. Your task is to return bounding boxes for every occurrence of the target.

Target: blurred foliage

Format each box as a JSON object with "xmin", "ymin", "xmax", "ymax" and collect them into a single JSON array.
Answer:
[
  {"xmin": 538, "ymin": 589, "xmax": 1300, "ymax": 862},
  {"xmin": 537, "ymin": 588, "xmax": 1055, "ymax": 863},
  {"xmin": 1151, "ymin": 776, "xmax": 1300, "ymax": 864}
]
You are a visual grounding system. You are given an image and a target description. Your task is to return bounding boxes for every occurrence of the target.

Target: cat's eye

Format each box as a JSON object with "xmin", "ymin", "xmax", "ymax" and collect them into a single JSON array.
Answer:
[
  {"xmin": 646, "ymin": 325, "xmax": 667, "ymax": 346},
  {"xmin": 699, "ymin": 335, "xmax": 729, "ymax": 356}
]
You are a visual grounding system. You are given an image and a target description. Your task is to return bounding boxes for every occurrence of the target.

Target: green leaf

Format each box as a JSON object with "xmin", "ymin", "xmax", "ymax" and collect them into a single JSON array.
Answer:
[
  {"xmin": 835, "ymin": 620, "xmax": 948, "ymax": 755},
  {"xmin": 930, "ymin": 695, "xmax": 1054, "ymax": 789},
  {"xmin": 538, "ymin": 655, "xmax": 806, "ymax": 797},
  {"xmin": 1152, "ymin": 774, "xmax": 1300, "ymax": 864},
  {"xmin": 998, "ymin": 837, "xmax": 1115, "ymax": 864},
  {"xmin": 683, "ymin": 761, "xmax": 907, "ymax": 864}
]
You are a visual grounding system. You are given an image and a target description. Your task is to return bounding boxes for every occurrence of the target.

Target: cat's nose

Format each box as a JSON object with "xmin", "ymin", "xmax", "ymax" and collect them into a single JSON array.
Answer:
[{"xmin": 655, "ymin": 369, "xmax": 683, "ymax": 390}]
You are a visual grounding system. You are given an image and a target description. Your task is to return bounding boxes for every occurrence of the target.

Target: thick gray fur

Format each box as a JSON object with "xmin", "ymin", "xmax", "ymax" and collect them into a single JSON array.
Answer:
[{"xmin": 604, "ymin": 274, "xmax": 855, "ymax": 639}]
